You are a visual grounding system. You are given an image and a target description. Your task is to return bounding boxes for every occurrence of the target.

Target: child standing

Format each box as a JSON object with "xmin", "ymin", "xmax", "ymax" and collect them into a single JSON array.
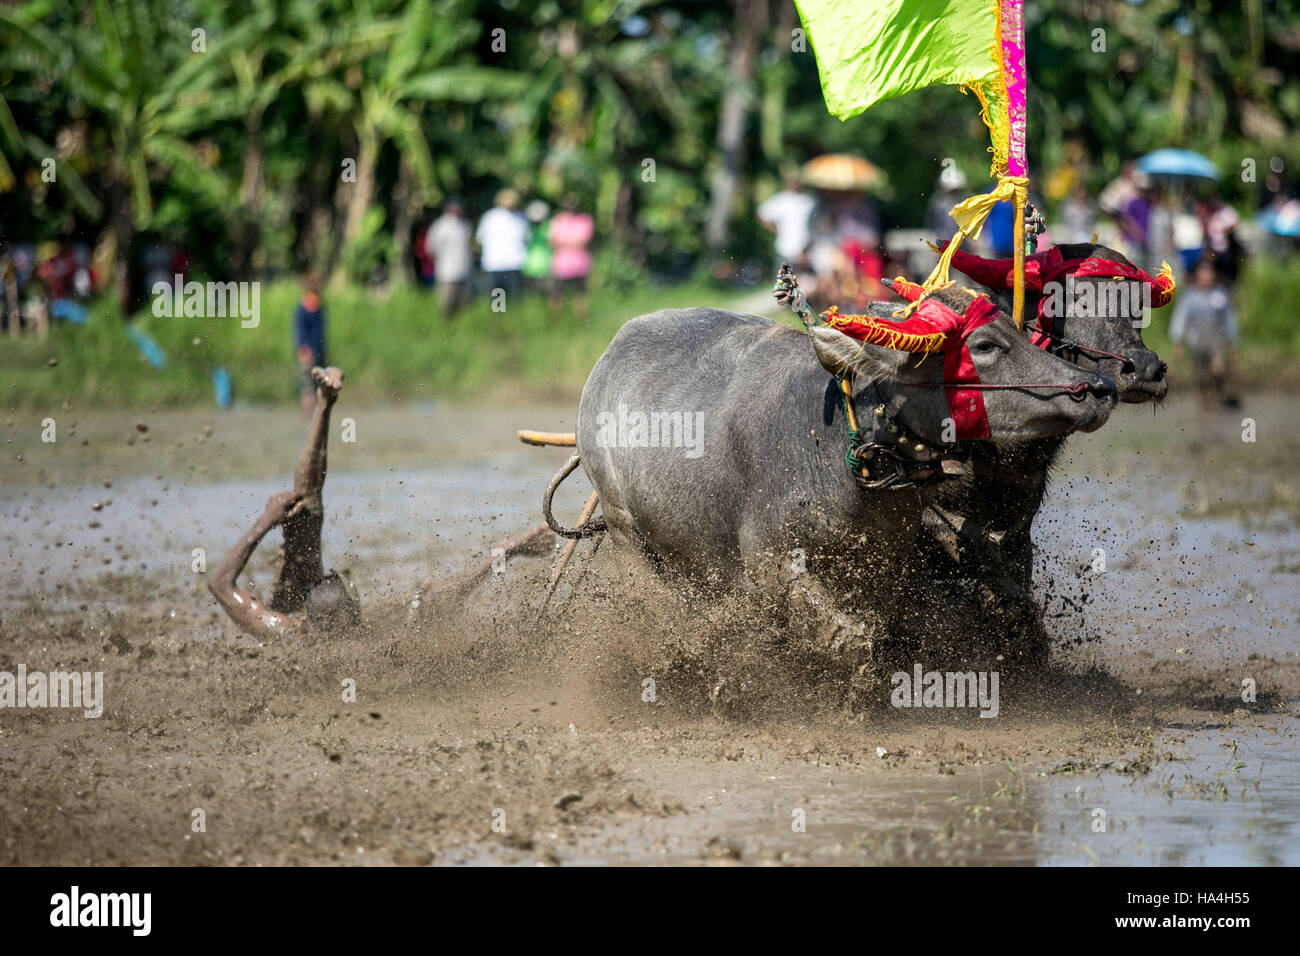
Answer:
[
  {"xmin": 1169, "ymin": 258, "xmax": 1240, "ymax": 410},
  {"xmin": 293, "ymin": 275, "xmax": 327, "ymax": 417}
]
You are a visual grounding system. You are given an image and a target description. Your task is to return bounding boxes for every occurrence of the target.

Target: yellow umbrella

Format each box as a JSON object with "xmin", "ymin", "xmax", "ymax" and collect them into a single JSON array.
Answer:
[{"xmin": 801, "ymin": 153, "xmax": 887, "ymax": 192}]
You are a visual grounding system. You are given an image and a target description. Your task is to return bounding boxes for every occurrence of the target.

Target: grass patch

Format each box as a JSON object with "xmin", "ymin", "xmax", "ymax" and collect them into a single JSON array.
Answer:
[
  {"xmin": 7, "ymin": 252, "xmax": 1298, "ymax": 411},
  {"xmin": 3, "ymin": 278, "xmax": 755, "ymax": 410}
]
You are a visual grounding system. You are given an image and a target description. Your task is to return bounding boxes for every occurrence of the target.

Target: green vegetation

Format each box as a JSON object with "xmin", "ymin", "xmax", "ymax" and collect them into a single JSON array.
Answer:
[
  {"xmin": 3, "ymin": 278, "xmax": 760, "ymax": 409},
  {"xmin": 1235, "ymin": 255, "xmax": 1300, "ymax": 355},
  {"xmin": 3, "ymin": 1, "xmax": 1298, "ymax": 283},
  {"xmin": 2, "ymin": 1, "xmax": 1298, "ymax": 407},
  {"xmin": 7, "ymin": 250, "xmax": 1295, "ymax": 412}
]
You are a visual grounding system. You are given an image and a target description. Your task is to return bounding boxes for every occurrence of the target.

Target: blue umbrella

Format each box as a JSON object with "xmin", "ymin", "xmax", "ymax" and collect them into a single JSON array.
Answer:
[
  {"xmin": 1136, "ymin": 148, "xmax": 1220, "ymax": 180},
  {"xmin": 1258, "ymin": 200, "xmax": 1300, "ymax": 238}
]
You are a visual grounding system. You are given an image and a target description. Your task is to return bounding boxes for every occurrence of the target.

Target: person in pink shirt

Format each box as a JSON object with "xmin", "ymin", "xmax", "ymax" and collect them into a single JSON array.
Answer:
[{"xmin": 548, "ymin": 196, "xmax": 593, "ymax": 315}]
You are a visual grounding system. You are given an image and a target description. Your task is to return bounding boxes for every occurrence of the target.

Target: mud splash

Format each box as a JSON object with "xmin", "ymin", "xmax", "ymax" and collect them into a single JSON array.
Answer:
[{"xmin": 0, "ymin": 394, "xmax": 1296, "ymax": 865}]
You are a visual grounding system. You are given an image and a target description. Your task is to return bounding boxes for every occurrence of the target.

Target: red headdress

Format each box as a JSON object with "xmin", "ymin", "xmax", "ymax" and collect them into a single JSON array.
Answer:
[
  {"xmin": 820, "ymin": 289, "xmax": 1000, "ymax": 440},
  {"xmin": 936, "ymin": 241, "xmax": 1177, "ymax": 346}
]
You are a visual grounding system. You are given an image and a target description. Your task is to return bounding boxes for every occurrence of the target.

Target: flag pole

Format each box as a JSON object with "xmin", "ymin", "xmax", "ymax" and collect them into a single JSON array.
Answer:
[
  {"xmin": 1001, "ymin": 0, "xmax": 1028, "ymax": 329},
  {"xmin": 1012, "ymin": 195, "xmax": 1026, "ymax": 327}
]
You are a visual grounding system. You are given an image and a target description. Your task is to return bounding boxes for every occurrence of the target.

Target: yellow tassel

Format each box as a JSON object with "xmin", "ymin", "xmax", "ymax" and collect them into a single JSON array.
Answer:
[
  {"xmin": 1157, "ymin": 260, "xmax": 1176, "ymax": 297},
  {"xmin": 897, "ymin": 175, "xmax": 1027, "ymax": 319},
  {"xmin": 822, "ymin": 306, "xmax": 946, "ymax": 354}
]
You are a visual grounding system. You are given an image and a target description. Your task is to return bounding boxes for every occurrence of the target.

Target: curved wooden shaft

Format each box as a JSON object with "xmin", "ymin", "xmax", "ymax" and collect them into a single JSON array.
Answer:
[{"xmin": 517, "ymin": 429, "xmax": 576, "ymax": 447}]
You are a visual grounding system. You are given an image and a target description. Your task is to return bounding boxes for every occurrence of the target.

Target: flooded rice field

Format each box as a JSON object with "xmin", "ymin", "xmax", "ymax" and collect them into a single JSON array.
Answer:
[{"xmin": 0, "ymin": 393, "xmax": 1296, "ymax": 865}]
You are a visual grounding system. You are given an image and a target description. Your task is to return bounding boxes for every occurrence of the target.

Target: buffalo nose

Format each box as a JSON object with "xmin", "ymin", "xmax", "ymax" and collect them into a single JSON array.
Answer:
[
  {"xmin": 1088, "ymin": 372, "xmax": 1118, "ymax": 402},
  {"xmin": 1128, "ymin": 348, "xmax": 1164, "ymax": 382}
]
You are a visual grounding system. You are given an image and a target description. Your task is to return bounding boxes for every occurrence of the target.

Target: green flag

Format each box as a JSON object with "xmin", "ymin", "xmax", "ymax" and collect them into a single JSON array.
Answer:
[{"xmin": 793, "ymin": 0, "xmax": 1000, "ymax": 121}]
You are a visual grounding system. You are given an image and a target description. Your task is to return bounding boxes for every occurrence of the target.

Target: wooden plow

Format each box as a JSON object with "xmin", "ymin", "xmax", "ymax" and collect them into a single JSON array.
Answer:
[{"xmin": 516, "ymin": 429, "xmax": 605, "ymax": 613}]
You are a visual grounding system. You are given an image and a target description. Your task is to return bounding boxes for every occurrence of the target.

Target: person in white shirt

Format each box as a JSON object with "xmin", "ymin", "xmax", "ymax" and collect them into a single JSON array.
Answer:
[
  {"xmin": 476, "ymin": 188, "xmax": 529, "ymax": 301},
  {"xmin": 757, "ymin": 175, "xmax": 815, "ymax": 268},
  {"xmin": 425, "ymin": 198, "xmax": 473, "ymax": 316}
]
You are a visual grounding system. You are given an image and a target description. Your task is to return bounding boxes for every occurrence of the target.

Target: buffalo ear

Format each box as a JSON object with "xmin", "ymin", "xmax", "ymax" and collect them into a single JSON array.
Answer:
[{"xmin": 810, "ymin": 326, "xmax": 906, "ymax": 383}]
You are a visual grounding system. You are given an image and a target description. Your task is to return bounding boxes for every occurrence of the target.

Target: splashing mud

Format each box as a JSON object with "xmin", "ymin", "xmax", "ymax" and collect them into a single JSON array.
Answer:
[{"xmin": 0, "ymin": 396, "xmax": 1296, "ymax": 865}]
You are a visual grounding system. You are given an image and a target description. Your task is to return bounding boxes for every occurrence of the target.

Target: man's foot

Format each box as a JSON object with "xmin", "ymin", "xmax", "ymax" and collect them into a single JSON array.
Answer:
[{"xmin": 311, "ymin": 366, "xmax": 344, "ymax": 403}]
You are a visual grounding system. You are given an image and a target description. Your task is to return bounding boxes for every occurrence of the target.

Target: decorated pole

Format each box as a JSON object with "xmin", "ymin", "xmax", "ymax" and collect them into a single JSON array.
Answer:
[
  {"xmin": 999, "ymin": 0, "xmax": 1029, "ymax": 329},
  {"xmin": 793, "ymin": 0, "xmax": 1032, "ymax": 326}
]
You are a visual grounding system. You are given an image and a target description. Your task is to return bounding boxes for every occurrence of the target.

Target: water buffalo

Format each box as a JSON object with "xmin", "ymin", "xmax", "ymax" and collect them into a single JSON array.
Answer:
[
  {"xmin": 575, "ymin": 286, "xmax": 1116, "ymax": 659},
  {"xmin": 909, "ymin": 243, "xmax": 1172, "ymax": 658}
]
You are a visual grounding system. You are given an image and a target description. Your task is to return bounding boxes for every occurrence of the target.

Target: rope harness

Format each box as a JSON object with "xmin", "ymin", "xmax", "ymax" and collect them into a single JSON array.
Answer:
[
  {"xmin": 775, "ymin": 263, "xmax": 1104, "ymax": 490},
  {"xmin": 835, "ymin": 373, "xmax": 971, "ymax": 490}
]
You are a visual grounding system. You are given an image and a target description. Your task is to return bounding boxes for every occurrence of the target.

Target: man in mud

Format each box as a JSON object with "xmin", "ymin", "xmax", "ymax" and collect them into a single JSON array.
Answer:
[
  {"xmin": 209, "ymin": 366, "xmax": 360, "ymax": 638},
  {"xmin": 210, "ymin": 365, "xmax": 560, "ymax": 636}
]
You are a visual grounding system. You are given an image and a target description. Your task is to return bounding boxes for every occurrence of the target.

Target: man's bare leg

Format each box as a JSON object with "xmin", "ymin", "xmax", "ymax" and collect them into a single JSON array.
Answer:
[{"xmin": 272, "ymin": 367, "xmax": 342, "ymax": 612}]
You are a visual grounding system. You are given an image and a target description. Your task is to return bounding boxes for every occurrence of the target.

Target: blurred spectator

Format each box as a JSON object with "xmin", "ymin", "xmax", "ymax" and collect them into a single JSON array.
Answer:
[
  {"xmin": 522, "ymin": 199, "xmax": 552, "ymax": 295},
  {"xmin": 1119, "ymin": 172, "xmax": 1155, "ymax": 264},
  {"xmin": 1058, "ymin": 184, "xmax": 1097, "ymax": 244},
  {"xmin": 834, "ymin": 192, "xmax": 880, "ymax": 246},
  {"xmin": 413, "ymin": 219, "xmax": 436, "ymax": 288},
  {"xmin": 833, "ymin": 191, "xmax": 885, "ymax": 305},
  {"xmin": 1098, "ymin": 161, "xmax": 1140, "ymax": 219},
  {"xmin": 1198, "ymin": 195, "xmax": 1243, "ymax": 283},
  {"xmin": 756, "ymin": 174, "xmax": 815, "ymax": 269},
  {"xmin": 1173, "ymin": 205, "xmax": 1205, "ymax": 272},
  {"xmin": 1170, "ymin": 258, "xmax": 1239, "ymax": 410},
  {"xmin": 476, "ymin": 188, "xmax": 528, "ymax": 302},
  {"xmin": 925, "ymin": 165, "xmax": 968, "ymax": 242},
  {"xmin": 548, "ymin": 196, "xmax": 593, "ymax": 315},
  {"xmin": 293, "ymin": 275, "xmax": 327, "ymax": 417},
  {"xmin": 426, "ymin": 198, "xmax": 473, "ymax": 316},
  {"xmin": 805, "ymin": 207, "xmax": 840, "ymax": 301},
  {"xmin": 36, "ymin": 243, "xmax": 89, "ymax": 326},
  {"xmin": 1147, "ymin": 190, "xmax": 1176, "ymax": 275},
  {"xmin": 984, "ymin": 200, "xmax": 1016, "ymax": 258}
]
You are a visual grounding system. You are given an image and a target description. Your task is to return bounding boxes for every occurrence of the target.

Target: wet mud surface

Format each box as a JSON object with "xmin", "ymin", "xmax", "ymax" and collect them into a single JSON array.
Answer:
[{"xmin": 1, "ymin": 394, "xmax": 1296, "ymax": 865}]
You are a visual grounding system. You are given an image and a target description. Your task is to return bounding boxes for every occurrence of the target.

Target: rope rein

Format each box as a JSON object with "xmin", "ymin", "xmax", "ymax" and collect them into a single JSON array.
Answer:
[
  {"xmin": 1025, "ymin": 322, "xmax": 1137, "ymax": 369},
  {"xmin": 773, "ymin": 264, "xmax": 1108, "ymax": 489},
  {"xmin": 909, "ymin": 380, "xmax": 1092, "ymax": 395}
]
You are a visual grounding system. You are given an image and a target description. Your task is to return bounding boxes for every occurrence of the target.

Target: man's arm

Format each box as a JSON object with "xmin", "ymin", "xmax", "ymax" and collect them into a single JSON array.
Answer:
[{"xmin": 208, "ymin": 490, "xmax": 306, "ymax": 638}]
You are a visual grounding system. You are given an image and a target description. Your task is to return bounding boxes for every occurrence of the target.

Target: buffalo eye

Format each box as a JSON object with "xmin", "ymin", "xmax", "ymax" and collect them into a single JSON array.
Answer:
[{"xmin": 970, "ymin": 339, "xmax": 1000, "ymax": 355}]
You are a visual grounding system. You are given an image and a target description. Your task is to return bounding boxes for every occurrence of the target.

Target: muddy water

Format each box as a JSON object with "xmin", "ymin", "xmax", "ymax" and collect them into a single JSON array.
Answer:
[{"xmin": 0, "ymin": 394, "xmax": 1296, "ymax": 866}]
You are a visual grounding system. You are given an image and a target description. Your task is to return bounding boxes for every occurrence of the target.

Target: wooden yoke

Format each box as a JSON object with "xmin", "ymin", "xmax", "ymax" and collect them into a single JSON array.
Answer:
[{"xmin": 516, "ymin": 429, "xmax": 576, "ymax": 447}]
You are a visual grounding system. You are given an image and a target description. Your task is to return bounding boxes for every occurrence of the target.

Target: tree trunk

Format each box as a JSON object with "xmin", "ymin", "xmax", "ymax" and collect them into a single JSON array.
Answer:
[
  {"xmin": 331, "ymin": 125, "xmax": 379, "ymax": 285},
  {"xmin": 390, "ymin": 160, "xmax": 417, "ymax": 287},
  {"xmin": 760, "ymin": 0, "xmax": 795, "ymax": 163},
  {"xmin": 704, "ymin": 0, "xmax": 765, "ymax": 259},
  {"xmin": 94, "ymin": 180, "xmax": 134, "ymax": 314},
  {"xmin": 342, "ymin": 126, "xmax": 379, "ymax": 246},
  {"xmin": 232, "ymin": 114, "xmax": 265, "ymax": 276}
]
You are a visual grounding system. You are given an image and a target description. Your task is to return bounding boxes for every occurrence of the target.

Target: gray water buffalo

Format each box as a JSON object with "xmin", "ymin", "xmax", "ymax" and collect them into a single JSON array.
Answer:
[
  {"xmin": 911, "ymin": 243, "xmax": 1172, "ymax": 658},
  {"xmin": 576, "ymin": 286, "xmax": 1116, "ymax": 658}
]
